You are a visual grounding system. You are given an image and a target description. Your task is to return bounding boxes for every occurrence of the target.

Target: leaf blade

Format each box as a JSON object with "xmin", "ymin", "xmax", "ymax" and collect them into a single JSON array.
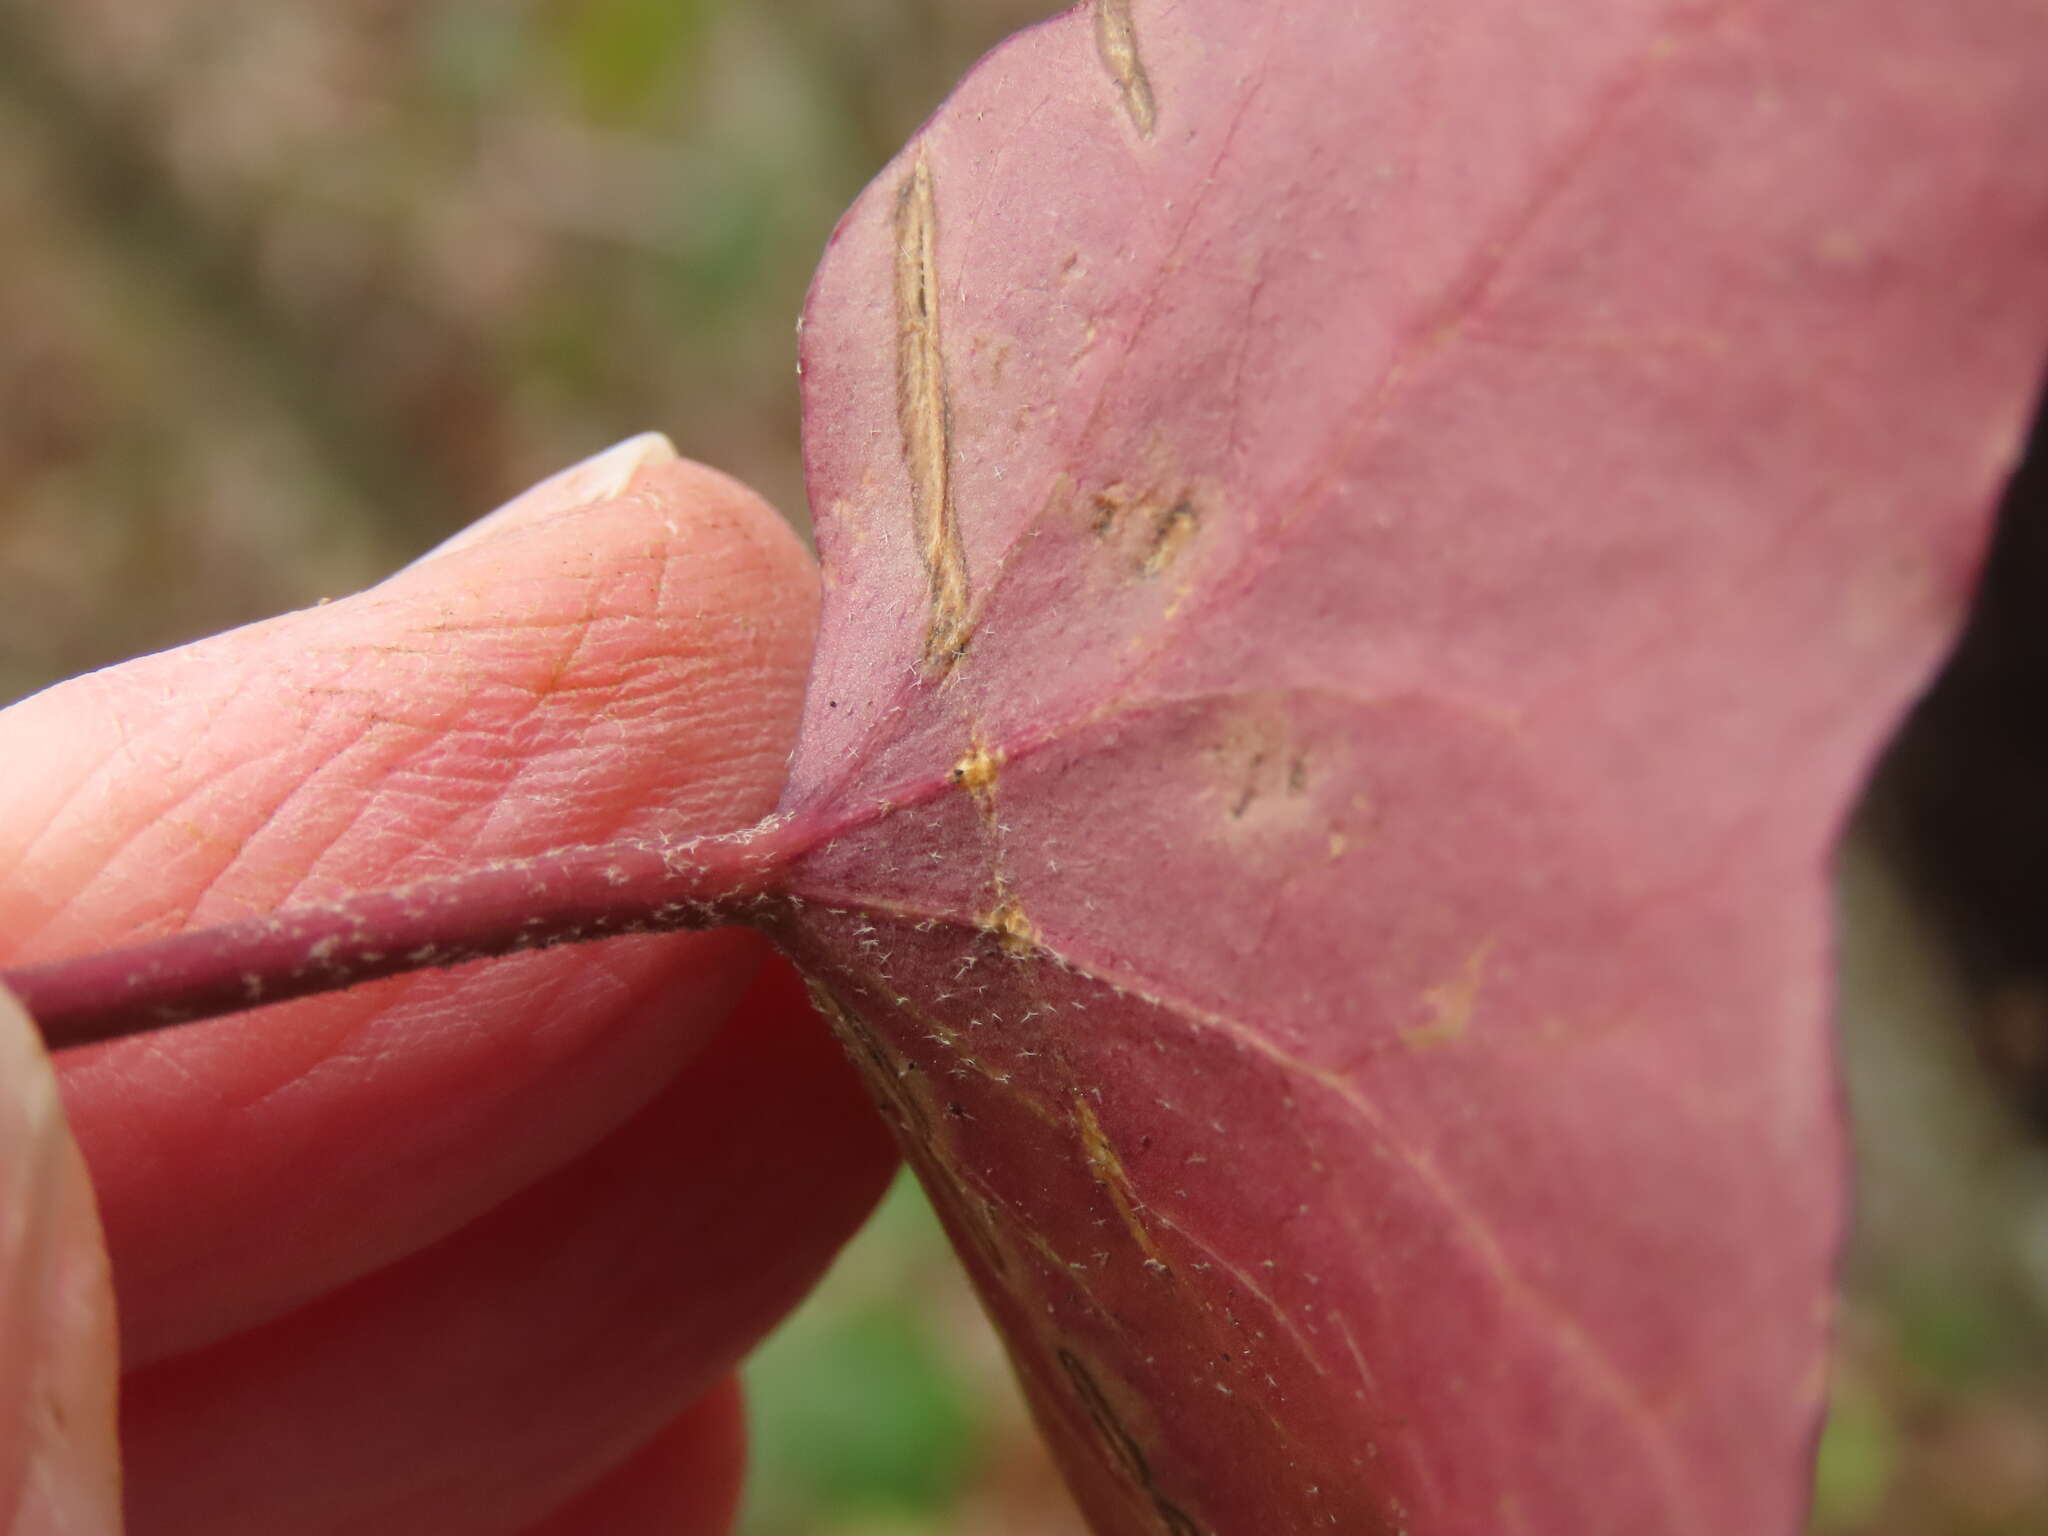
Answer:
[{"xmin": 787, "ymin": 1, "xmax": 2048, "ymax": 1530}]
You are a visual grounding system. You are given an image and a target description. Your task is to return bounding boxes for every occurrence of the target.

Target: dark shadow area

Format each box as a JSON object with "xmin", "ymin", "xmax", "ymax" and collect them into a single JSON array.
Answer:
[{"xmin": 1876, "ymin": 375, "xmax": 2048, "ymax": 1136}]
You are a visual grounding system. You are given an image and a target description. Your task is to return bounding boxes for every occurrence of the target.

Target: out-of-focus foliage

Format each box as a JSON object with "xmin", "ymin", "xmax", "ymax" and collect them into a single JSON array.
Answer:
[
  {"xmin": 0, "ymin": 2, "xmax": 1089, "ymax": 1528},
  {"xmin": 0, "ymin": 2, "xmax": 2042, "ymax": 1531},
  {"xmin": 0, "ymin": 0, "xmax": 1052, "ymax": 702},
  {"xmin": 1816, "ymin": 841, "xmax": 2048, "ymax": 1536},
  {"xmin": 744, "ymin": 1173, "xmax": 1091, "ymax": 1535}
]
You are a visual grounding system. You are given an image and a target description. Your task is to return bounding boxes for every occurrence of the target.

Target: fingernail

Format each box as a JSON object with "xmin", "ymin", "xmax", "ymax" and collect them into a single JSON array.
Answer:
[{"xmin": 411, "ymin": 433, "xmax": 681, "ymax": 567}]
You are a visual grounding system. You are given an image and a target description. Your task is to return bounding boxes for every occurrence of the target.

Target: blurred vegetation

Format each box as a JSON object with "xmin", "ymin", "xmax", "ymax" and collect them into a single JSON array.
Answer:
[
  {"xmin": 1, "ymin": 2, "xmax": 2044, "ymax": 1532},
  {"xmin": 743, "ymin": 1174, "xmax": 1089, "ymax": 1535},
  {"xmin": 0, "ymin": 0, "xmax": 1054, "ymax": 699}
]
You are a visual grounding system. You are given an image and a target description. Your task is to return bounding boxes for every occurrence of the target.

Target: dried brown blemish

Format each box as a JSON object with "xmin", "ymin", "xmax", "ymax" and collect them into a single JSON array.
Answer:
[
  {"xmin": 1229, "ymin": 753, "xmax": 1268, "ymax": 819},
  {"xmin": 1091, "ymin": 484, "xmax": 1133, "ymax": 539},
  {"xmin": 893, "ymin": 151, "xmax": 972, "ymax": 668},
  {"xmin": 984, "ymin": 897, "xmax": 1041, "ymax": 957},
  {"xmin": 806, "ymin": 978, "xmax": 936, "ymax": 1144},
  {"xmin": 1142, "ymin": 498, "xmax": 1198, "ymax": 576},
  {"xmin": 948, "ymin": 742, "xmax": 1002, "ymax": 794},
  {"xmin": 1086, "ymin": 482, "xmax": 1202, "ymax": 578},
  {"xmin": 1075, "ymin": 1095, "xmax": 1170, "ymax": 1273},
  {"xmin": 1094, "ymin": 0, "xmax": 1158, "ymax": 138},
  {"xmin": 1057, "ymin": 1350, "xmax": 1203, "ymax": 1534},
  {"xmin": 1060, "ymin": 1350, "xmax": 1152, "ymax": 1486},
  {"xmin": 1403, "ymin": 940, "xmax": 1496, "ymax": 1051},
  {"xmin": 965, "ymin": 1192, "xmax": 1014, "ymax": 1279},
  {"xmin": 972, "ymin": 331, "xmax": 1014, "ymax": 386}
]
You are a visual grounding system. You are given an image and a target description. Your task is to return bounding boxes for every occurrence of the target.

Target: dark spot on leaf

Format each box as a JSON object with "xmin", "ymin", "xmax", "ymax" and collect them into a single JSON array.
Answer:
[
  {"xmin": 1143, "ymin": 498, "xmax": 1198, "ymax": 576},
  {"xmin": 1091, "ymin": 486, "xmax": 1131, "ymax": 538},
  {"xmin": 1231, "ymin": 754, "xmax": 1268, "ymax": 818},
  {"xmin": 1057, "ymin": 1349, "xmax": 1206, "ymax": 1534}
]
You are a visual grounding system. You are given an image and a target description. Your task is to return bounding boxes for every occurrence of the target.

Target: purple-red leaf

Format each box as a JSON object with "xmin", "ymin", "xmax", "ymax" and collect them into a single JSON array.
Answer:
[
  {"xmin": 7, "ymin": 1, "xmax": 2046, "ymax": 1528},
  {"xmin": 778, "ymin": 1, "xmax": 2048, "ymax": 1531}
]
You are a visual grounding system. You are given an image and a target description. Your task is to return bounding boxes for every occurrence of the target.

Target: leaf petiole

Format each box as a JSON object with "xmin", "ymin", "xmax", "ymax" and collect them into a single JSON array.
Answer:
[{"xmin": 7, "ymin": 813, "xmax": 824, "ymax": 1051}]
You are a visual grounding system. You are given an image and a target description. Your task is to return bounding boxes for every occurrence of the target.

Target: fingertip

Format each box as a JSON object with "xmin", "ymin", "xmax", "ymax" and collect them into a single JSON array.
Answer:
[
  {"xmin": 409, "ymin": 440, "xmax": 817, "ymax": 639},
  {"xmin": 628, "ymin": 455, "xmax": 820, "ymax": 631},
  {"xmin": 411, "ymin": 434, "xmax": 682, "ymax": 568},
  {"xmin": 383, "ymin": 446, "xmax": 821, "ymax": 735}
]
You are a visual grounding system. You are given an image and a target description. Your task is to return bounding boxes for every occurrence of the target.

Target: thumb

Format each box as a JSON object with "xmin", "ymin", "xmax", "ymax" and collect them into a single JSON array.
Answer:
[{"xmin": 0, "ymin": 986, "xmax": 118, "ymax": 1536}]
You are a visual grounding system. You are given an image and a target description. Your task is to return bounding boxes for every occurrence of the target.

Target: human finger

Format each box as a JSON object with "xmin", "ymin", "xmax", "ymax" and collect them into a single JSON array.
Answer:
[
  {"xmin": 116, "ymin": 959, "xmax": 890, "ymax": 1536},
  {"xmin": 0, "ymin": 983, "xmax": 120, "ymax": 1535},
  {"xmin": 0, "ymin": 451, "xmax": 820, "ymax": 1368}
]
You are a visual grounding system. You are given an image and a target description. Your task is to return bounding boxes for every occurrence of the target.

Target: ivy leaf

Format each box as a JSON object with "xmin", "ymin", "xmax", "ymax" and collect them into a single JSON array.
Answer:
[
  {"xmin": 9, "ymin": 0, "xmax": 2045, "ymax": 1527},
  {"xmin": 774, "ymin": 1, "xmax": 2048, "ymax": 1530}
]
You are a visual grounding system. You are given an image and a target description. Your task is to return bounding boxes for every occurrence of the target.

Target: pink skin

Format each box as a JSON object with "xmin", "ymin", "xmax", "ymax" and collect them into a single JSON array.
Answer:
[{"xmin": 0, "ymin": 442, "xmax": 896, "ymax": 1534}]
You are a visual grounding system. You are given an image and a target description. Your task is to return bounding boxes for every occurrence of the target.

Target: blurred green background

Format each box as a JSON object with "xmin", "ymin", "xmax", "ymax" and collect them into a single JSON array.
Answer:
[{"xmin": 2, "ymin": 2, "xmax": 2043, "ymax": 1531}]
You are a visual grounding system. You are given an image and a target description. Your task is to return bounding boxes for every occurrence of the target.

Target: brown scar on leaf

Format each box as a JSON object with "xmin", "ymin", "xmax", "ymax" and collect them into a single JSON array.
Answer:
[
  {"xmin": 939, "ymin": 1185, "xmax": 1015, "ymax": 1281},
  {"xmin": 1094, "ymin": 0, "xmax": 1157, "ymax": 138},
  {"xmin": 1089, "ymin": 483, "xmax": 1202, "ymax": 576},
  {"xmin": 1404, "ymin": 940, "xmax": 1496, "ymax": 1051},
  {"xmin": 893, "ymin": 150, "xmax": 972, "ymax": 668},
  {"xmin": 1230, "ymin": 753, "xmax": 1267, "ymax": 819},
  {"xmin": 1090, "ymin": 484, "xmax": 1131, "ymax": 538},
  {"xmin": 805, "ymin": 977, "xmax": 937, "ymax": 1146},
  {"xmin": 984, "ymin": 897, "xmax": 1041, "ymax": 956},
  {"xmin": 1057, "ymin": 1350, "xmax": 1203, "ymax": 1534},
  {"xmin": 1075, "ymin": 1094, "xmax": 1170, "ymax": 1274},
  {"xmin": 1142, "ymin": 498, "xmax": 1198, "ymax": 576},
  {"xmin": 948, "ymin": 742, "xmax": 1002, "ymax": 793}
]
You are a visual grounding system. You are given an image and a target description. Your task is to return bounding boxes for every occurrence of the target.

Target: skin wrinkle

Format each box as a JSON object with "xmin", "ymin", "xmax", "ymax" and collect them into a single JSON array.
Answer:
[
  {"xmin": 38, "ymin": 634, "xmax": 504, "ymax": 951},
  {"xmin": 255, "ymin": 700, "xmax": 580, "ymax": 912},
  {"xmin": 8, "ymin": 663, "xmax": 236, "ymax": 883},
  {"xmin": 268, "ymin": 735, "xmax": 518, "ymax": 911},
  {"xmin": 262, "ymin": 528, "xmax": 798, "ymax": 987},
  {"xmin": 129, "ymin": 1035, "xmax": 231, "ymax": 1119},
  {"xmin": 44, "ymin": 743, "xmax": 301, "ymax": 956},
  {"xmin": 464, "ymin": 605, "xmax": 622, "ymax": 858},
  {"xmin": 5, "ymin": 467, "xmax": 822, "ymax": 1387},
  {"xmin": 2, "ymin": 676, "xmax": 264, "ymax": 958},
  {"xmin": 471, "ymin": 650, "xmax": 775, "ymax": 859},
  {"xmin": 234, "ymin": 933, "xmax": 701, "ymax": 1125},
  {"xmin": 179, "ymin": 720, "xmax": 438, "ymax": 935},
  {"xmin": 75, "ymin": 515, "xmax": 754, "ymax": 943}
]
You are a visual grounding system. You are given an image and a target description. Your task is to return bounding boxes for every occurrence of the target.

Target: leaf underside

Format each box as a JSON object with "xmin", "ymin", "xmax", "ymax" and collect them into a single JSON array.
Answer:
[{"xmin": 779, "ymin": 1, "xmax": 2048, "ymax": 1531}]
